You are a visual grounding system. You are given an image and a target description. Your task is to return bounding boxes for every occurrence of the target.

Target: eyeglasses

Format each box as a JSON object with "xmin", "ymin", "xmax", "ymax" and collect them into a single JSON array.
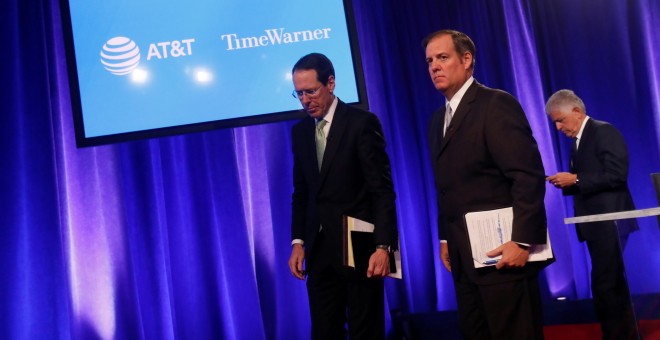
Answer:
[{"xmin": 292, "ymin": 86, "xmax": 323, "ymax": 99}]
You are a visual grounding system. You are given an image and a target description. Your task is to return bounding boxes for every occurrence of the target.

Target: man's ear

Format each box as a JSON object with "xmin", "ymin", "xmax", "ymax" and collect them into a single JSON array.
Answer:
[
  {"xmin": 572, "ymin": 106, "xmax": 585, "ymax": 117},
  {"xmin": 463, "ymin": 52, "xmax": 473, "ymax": 70},
  {"xmin": 327, "ymin": 75, "xmax": 336, "ymax": 93}
]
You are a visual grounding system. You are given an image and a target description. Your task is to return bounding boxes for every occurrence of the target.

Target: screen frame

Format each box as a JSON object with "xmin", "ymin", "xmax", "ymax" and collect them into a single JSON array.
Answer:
[{"xmin": 59, "ymin": 0, "xmax": 368, "ymax": 148}]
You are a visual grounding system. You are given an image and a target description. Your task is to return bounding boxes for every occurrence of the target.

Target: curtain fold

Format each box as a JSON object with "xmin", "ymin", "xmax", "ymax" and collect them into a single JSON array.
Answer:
[{"xmin": 1, "ymin": 0, "xmax": 659, "ymax": 338}]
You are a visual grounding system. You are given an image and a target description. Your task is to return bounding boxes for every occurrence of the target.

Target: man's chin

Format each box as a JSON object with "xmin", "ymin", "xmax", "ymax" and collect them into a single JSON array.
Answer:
[{"xmin": 306, "ymin": 110, "xmax": 323, "ymax": 119}]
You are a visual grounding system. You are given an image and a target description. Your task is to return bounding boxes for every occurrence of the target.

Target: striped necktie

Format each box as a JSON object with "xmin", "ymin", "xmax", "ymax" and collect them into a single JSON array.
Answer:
[
  {"xmin": 443, "ymin": 103, "xmax": 453, "ymax": 136},
  {"xmin": 316, "ymin": 119, "xmax": 327, "ymax": 170}
]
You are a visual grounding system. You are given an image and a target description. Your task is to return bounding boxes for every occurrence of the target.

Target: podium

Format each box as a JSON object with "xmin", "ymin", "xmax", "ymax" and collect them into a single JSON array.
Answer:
[
  {"xmin": 560, "ymin": 173, "xmax": 660, "ymax": 339},
  {"xmin": 564, "ymin": 173, "xmax": 660, "ymax": 227},
  {"xmin": 564, "ymin": 206, "xmax": 660, "ymax": 224}
]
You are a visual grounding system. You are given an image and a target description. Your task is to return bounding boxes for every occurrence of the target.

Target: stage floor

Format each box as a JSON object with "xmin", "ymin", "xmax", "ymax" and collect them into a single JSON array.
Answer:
[{"xmin": 392, "ymin": 293, "xmax": 660, "ymax": 339}]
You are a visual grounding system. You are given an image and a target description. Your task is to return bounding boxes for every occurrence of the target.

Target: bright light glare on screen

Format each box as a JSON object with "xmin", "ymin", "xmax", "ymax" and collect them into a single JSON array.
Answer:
[
  {"xmin": 194, "ymin": 68, "xmax": 213, "ymax": 83},
  {"xmin": 130, "ymin": 68, "xmax": 148, "ymax": 84}
]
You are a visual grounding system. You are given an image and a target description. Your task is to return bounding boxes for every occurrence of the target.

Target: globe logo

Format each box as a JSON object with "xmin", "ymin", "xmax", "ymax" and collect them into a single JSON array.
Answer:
[{"xmin": 100, "ymin": 37, "xmax": 141, "ymax": 75}]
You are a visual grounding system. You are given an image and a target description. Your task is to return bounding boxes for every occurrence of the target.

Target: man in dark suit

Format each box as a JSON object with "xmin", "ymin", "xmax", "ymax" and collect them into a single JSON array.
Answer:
[
  {"xmin": 287, "ymin": 53, "xmax": 398, "ymax": 339},
  {"xmin": 425, "ymin": 29, "xmax": 550, "ymax": 339},
  {"xmin": 546, "ymin": 89, "xmax": 639, "ymax": 340}
]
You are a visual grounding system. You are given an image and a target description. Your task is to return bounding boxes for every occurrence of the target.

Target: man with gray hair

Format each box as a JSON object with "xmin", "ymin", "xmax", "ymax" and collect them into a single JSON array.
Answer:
[{"xmin": 546, "ymin": 89, "xmax": 639, "ymax": 340}]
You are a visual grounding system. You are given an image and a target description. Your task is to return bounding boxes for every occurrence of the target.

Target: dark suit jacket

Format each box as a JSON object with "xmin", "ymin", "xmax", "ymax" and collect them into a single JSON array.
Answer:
[
  {"xmin": 291, "ymin": 100, "xmax": 398, "ymax": 272},
  {"xmin": 564, "ymin": 118, "xmax": 639, "ymax": 241},
  {"xmin": 428, "ymin": 81, "xmax": 549, "ymax": 285}
]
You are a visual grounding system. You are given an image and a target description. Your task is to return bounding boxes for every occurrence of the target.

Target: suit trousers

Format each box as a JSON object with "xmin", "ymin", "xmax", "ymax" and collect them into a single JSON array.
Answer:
[
  {"xmin": 584, "ymin": 222, "xmax": 638, "ymax": 340},
  {"xmin": 306, "ymin": 230, "xmax": 385, "ymax": 340},
  {"xmin": 453, "ymin": 271, "xmax": 544, "ymax": 340}
]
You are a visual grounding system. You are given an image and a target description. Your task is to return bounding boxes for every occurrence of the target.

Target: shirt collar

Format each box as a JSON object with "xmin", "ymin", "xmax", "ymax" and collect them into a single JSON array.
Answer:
[
  {"xmin": 317, "ymin": 96, "xmax": 338, "ymax": 124},
  {"xmin": 446, "ymin": 76, "xmax": 474, "ymax": 112},
  {"xmin": 576, "ymin": 116, "xmax": 590, "ymax": 140}
]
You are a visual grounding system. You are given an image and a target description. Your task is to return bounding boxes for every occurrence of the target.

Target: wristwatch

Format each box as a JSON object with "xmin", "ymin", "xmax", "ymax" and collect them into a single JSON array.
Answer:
[{"xmin": 376, "ymin": 245, "xmax": 392, "ymax": 254}]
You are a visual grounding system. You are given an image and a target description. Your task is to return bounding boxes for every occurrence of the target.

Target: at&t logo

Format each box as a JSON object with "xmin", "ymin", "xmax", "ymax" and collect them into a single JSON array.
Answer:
[
  {"xmin": 99, "ymin": 36, "xmax": 196, "ymax": 76},
  {"xmin": 100, "ymin": 37, "xmax": 141, "ymax": 76}
]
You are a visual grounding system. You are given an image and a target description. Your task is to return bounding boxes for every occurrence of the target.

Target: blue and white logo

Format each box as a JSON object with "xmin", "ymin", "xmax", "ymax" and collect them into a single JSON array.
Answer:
[{"xmin": 100, "ymin": 37, "xmax": 141, "ymax": 75}]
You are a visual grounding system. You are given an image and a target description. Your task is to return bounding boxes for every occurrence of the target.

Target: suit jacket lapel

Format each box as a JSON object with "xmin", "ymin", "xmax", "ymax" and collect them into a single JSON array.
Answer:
[
  {"xmin": 318, "ymin": 100, "xmax": 348, "ymax": 184},
  {"xmin": 301, "ymin": 117, "xmax": 321, "ymax": 181},
  {"xmin": 438, "ymin": 81, "xmax": 479, "ymax": 155},
  {"xmin": 573, "ymin": 119, "xmax": 594, "ymax": 171}
]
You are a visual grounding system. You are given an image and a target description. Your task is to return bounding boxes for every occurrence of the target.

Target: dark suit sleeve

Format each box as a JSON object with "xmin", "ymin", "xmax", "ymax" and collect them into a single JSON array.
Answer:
[
  {"xmin": 427, "ymin": 108, "xmax": 447, "ymax": 240},
  {"xmin": 290, "ymin": 124, "xmax": 307, "ymax": 241},
  {"xmin": 357, "ymin": 114, "xmax": 398, "ymax": 248},
  {"xmin": 484, "ymin": 93, "xmax": 547, "ymax": 244},
  {"xmin": 575, "ymin": 124, "xmax": 629, "ymax": 195}
]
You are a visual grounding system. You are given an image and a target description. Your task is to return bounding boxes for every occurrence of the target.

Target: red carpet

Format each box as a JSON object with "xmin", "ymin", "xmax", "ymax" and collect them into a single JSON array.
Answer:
[{"xmin": 544, "ymin": 319, "xmax": 660, "ymax": 340}]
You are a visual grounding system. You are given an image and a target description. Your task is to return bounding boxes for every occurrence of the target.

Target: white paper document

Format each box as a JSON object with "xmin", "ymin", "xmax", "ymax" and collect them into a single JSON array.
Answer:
[
  {"xmin": 344, "ymin": 216, "xmax": 402, "ymax": 279},
  {"xmin": 464, "ymin": 207, "xmax": 553, "ymax": 268}
]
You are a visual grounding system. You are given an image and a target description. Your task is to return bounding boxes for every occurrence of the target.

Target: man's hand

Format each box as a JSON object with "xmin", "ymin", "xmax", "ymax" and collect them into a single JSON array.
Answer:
[
  {"xmin": 440, "ymin": 242, "xmax": 451, "ymax": 272},
  {"xmin": 486, "ymin": 241, "xmax": 530, "ymax": 269},
  {"xmin": 546, "ymin": 172, "xmax": 577, "ymax": 189},
  {"xmin": 288, "ymin": 244, "xmax": 306, "ymax": 280},
  {"xmin": 367, "ymin": 249, "xmax": 390, "ymax": 278}
]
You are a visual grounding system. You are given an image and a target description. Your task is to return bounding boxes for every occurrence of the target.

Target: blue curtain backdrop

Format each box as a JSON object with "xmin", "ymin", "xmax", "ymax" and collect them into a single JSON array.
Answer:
[{"xmin": 2, "ymin": 0, "xmax": 659, "ymax": 338}]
